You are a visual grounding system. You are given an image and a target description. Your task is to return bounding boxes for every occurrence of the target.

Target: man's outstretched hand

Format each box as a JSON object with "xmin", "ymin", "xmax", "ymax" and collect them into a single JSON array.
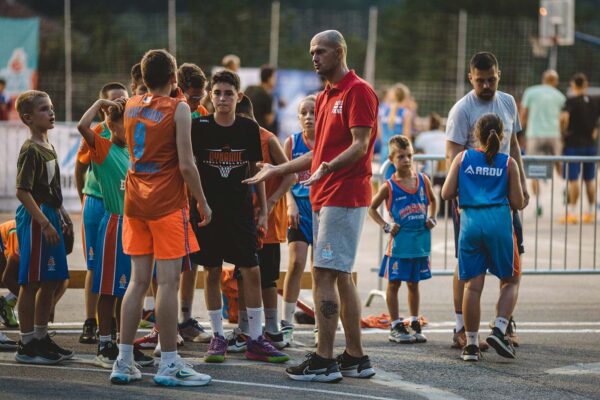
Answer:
[{"xmin": 243, "ymin": 162, "xmax": 278, "ymax": 185}]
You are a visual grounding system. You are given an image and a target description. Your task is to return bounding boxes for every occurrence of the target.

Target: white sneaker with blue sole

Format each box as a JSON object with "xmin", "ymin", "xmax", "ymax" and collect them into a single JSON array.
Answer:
[
  {"xmin": 110, "ymin": 359, "xmax": 142, "ymax": 384},
  {"xmin": 153, "ymin": 356, "xmax": 211, "ymax": 387}
]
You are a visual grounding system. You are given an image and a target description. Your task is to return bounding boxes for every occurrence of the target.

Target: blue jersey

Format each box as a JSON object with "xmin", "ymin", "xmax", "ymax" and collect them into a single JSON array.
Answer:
[
  {"xmin": 290, "ymin": 132, "xmax": 312, "ymax": 199},
  {"xmin": 458, "ymin": 149, "xmax": 510, "ymax": 208},
  {"xmin": 385, "ymin": 173, "xmax": 431, "ymax": 258},
  {"xmin": 379, "ymin": 104, "xmax": 407, "ymax": 160}
]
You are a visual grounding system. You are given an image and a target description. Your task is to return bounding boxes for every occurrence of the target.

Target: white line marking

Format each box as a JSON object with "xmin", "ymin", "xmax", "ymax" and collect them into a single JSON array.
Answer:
[
  {"xmin": 546, "ymin": 363, "xmax": 600, "ymax": 375},
  {"xmin": 372, "ymin": 370, "xmax": 466, "ymax": 400},
  {"xmin": 0, "ymin": 361, "xmax": 398, "ymax": 400}
]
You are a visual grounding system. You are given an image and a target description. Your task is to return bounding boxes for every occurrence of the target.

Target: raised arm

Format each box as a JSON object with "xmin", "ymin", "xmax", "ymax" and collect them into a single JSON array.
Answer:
[{"xmin": 76, "ymin": 99, "xmax": 121, "ymax": 150}]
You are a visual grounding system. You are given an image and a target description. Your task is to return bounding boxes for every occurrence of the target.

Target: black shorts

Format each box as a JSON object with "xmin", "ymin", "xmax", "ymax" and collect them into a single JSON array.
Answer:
[
  {"xmin": 452, "ymin": 200, "xmax": 525, "ymax": 258},
  {"xmin": 258, "ymin": 243, "xmax": 281, "ymax": 289},
  {"xmin": 189, "ymin": 209, "xmax": 259, "ymax": 268},
  {"xmin": 287, "ymin": 227, "xmax": 309, "ymax": 244}
]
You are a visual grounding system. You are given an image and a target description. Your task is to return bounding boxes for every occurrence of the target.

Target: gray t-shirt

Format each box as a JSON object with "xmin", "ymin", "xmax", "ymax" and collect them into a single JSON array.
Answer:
[{"xmin": 446, "ymin": 90, "xmax": 521, "ymax": 155}]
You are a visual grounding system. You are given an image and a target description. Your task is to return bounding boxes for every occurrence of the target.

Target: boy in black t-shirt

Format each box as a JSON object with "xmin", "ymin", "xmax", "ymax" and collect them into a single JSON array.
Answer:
[
  {"xmin": 14, "ymin": 90, "xmax": 74, "ymax": 365},
  {"xmin": 190, "ymin": 70, "xmax": 289, "ymax": 364}
]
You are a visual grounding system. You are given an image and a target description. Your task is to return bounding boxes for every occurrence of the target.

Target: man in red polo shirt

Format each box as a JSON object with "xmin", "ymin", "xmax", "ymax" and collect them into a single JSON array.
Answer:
[{"xmin": 244, "ymin": 30, "xmax": 377, "ymax": 383}]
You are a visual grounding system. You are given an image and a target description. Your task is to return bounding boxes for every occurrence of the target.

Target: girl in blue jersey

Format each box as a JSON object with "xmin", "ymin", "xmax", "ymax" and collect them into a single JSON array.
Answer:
[
  {"xmin": 442, "ymin": 113, "xmax": 524, "ymax": 362},
  {"xmin": 369, "ymin": 135, "xmax": 437, "ymax": 345},
  {"xmin": 280, "ymin": 95, "xmax": 316, "ymax": 342},
  {"xmin": 378, "ymin": 84, "xmax": 412, "ymax": 162}
]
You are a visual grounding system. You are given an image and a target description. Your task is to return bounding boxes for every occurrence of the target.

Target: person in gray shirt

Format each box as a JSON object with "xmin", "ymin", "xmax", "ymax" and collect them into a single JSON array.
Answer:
[{"xmin": 445, "ymin": 52, "xmax": 528, "ymax": 355}]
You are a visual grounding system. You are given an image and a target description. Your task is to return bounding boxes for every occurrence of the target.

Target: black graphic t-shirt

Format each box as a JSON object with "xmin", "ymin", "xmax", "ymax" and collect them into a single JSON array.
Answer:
[{"xmin": 191, "ymin": 115, "xmax": 262, "ymax": 216}]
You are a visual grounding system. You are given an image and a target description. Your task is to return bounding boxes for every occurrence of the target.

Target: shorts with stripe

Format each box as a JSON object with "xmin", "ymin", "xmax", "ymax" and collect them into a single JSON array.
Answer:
[
  {"xmin": 458, "ymin": 205, "xmax": 521, "ymax": 281},
  {"xmin": 16, "ymin": 204, "xmax": 69, "ymax": 285},
  {"xmin": 379, "ymin": 256, "xmax": 431, "ymax": 283},
  {"xmin": 122, "ymin": 207, "xmax": 199, "ymax": 260},
  {"xmin": 82, "ymin": 194, "xmax": 105, "ymax": 270},
  {"xmin": 92, "ymin": 213, "xmax": 131, "ymax": 297}
]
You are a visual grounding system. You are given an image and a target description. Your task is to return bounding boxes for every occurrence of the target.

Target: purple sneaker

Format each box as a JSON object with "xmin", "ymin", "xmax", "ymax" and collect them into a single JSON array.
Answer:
[
  {"xmin": 204, "ymin": 335, "xmax": 227, "ymax": 363},
  {"xmin": 245, "ymin": 336, "xmax": 290, "ymax": 363}
]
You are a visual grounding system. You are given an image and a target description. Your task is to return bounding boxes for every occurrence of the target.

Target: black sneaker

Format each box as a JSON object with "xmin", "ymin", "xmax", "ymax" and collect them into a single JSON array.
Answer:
[
  {"xmin": 486, "ymin": 327, "xmax": 516, "ymax": 359},
  {"xmin": 15, "ymin": 339, "xmax": 61, "ymax": 365},
  {"xmin": 95, "ymin": 341, "xmax": 119, "ymax": 369},
  {"xmin": 410, "ymin": 320, "xmax": 427, "ymax": 343},
  {"xmin": 133, "ymin": 347, "xmax": 154, "ymax": 367},
  {"xmin": 286, "ymin": 352, "xmax": 343, "ymax": 383},
  {"xmin": 461, "ymin": 344, "xmax": 481, "ymax": 362},
  {"xmin": 264, "ymin": 330, "xmax": 286, "ymax": 350},
  {"xmin": 336, "ymin": 351, "xmax": 375, "ymax": 379},
  {"xmin": 111, "ymin": 318, "xmax": 118, "ymax": 342},
  {"xmin": 41, "ymin": 333, "xmax": 74, "ymax": 360},
  {"xmin": 506, "ymin": 318, "xmax": 519, "ymax": 347},
  {"xmin": 80, "ymin": 318, "xmax": 97, "ymax": 344}
]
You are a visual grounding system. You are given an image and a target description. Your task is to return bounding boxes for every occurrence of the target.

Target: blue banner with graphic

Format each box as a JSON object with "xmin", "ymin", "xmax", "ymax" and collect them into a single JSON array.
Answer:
[{"xmin": 0, "ymin": 17, "xmax": 39, "ymax": 120}]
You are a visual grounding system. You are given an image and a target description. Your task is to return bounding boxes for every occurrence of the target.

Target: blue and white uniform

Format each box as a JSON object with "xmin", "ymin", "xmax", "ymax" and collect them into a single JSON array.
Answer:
[
  {"xmin": 379, "ymin": 173, "xmax": 432, "ymax": 282},
  {"xmin": 457, "ymin": 149, "xmax": 520, "ymax": 280},
  {"xmin": 288, "ymin": 132, "xmax": 313, "ymax": 244}
]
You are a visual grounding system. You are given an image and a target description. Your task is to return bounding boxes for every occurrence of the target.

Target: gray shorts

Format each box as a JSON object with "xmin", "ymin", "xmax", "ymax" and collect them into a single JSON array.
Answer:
[{"xmin": 312, "ymin": 206, "xmax": 367, "ymax": 273}]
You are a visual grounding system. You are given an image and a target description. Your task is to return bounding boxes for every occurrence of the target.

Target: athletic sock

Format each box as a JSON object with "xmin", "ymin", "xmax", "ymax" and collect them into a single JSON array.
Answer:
[
  {"xmin": 99, "ymin": 335, "xmax": 112, "ymax": 348},
  {"xmin": 283, "ymin": 301, "xmax": 296, "ymax": 325},
  {"xmin": 264, "ymin": 308, "xmax": 279, "ymax": 332},
  {"xmin": 455, "ymin": 312, "xmax": 464, "ymax": 332},
  {"xmin": 21, "ymin": 331, "xmax": 34, "ymax": 345},
  {"xmin": 160, "ymin": 350, "xmax": 177, "ymax": 366},
  {"xmin": 180, "ymin": 299, "xmax": 192, "ymax": 323},
  {"xmin": 143, "ymin": 296, "xmax": 154, "ymax": 311},
  {"xmin": 5, "ymin": 293, "xmax": 17, "ymax": 302},
  {"xmin": 410, "ymin": 316, "xmax": 418, "ymax": 323},
  {"xmin": 391, "ymin": 319, "xmax": 403, "ymax": 329},
  {"xmin": 466, "ymin": 331, "xmax": 478, "ymax": 347},
  {"xmin": 569, "ymin": 204, "xmax": 576, "ymax": 215},
  {"xmin": 117, "ymin": 343, "xmax": 134, "ymax": 365},
  {"xmin": 238, "ymin": 310, "xmax": 249, "ymax": 333},
  {"xmin": 208, "ymin": 309, "xmax": 224, "ymax": 337},
  {"xmin": 33, "ymin": 325, "xmax": 48, "ymax": 340},
  {"xmin": 247, "ymin": 307, "xmax": 263, "ymax": 340},
  {"xmin": 494, "ymin": 317, "xmax": 509, "ymax": 335}
]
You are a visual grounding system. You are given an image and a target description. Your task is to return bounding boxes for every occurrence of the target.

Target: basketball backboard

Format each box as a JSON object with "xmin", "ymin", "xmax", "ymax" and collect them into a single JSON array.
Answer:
[{"xmin": 539, "ymin": 0, "xmax": 574, "ymax": 46}]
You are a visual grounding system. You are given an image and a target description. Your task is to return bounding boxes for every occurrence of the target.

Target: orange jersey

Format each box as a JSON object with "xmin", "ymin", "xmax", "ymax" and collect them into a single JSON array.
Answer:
[
  {"xmin": 124, "ymin": 94, "xmax": 188, "ymax": 219},
  {"xmin": 76, "ymin": 123, "xmax": 105, "ymax": 165},
  {"xmin": 255, "ymin": 127, "xmax": 287, "ymax": 243},
  {"xmin": 0, "ymin": 220, "xmax": 19, "ymax": 258},
  {"xmin": 197, "ymin": 105, "xmax": 209, "ymax": 116}
]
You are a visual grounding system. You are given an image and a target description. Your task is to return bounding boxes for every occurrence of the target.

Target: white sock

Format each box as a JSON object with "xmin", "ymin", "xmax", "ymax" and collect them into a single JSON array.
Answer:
[
  {"xmin": 33, "ymin": 325, "xmax": 47, "ymax": 339},
  {"xmin": 495, "ymin": 317, "xmax": 509, "ymax": 335},
  {"xmin": 118, "ymin": 343, "xmax": 134, "ymax": 365},
  {"xmin": 466, "ymin": 331, "xmax": 478, "ymax": 347},
  {"xmin": 247, "ymin": 307, "xmax": 263, "ymax": 340},
  {"xmin": 208, "ymin": 309, "xmax": 224, "ymax": 337},
  {"xmin": 5, "ymin": 293, "xmax": 17, "ymax": 302},
  {"xmin": 99, "ymin": 334, "xmax": 112, "ymax": 346},
  {"xmin": 21, "ymin": 331, "xmax": 34, "ymax": 345},
  {"xmin": 569, "ymin": 204, "xmax": 576, "ymax": 215},
  {"xmin": 391, "ymin": 319, "xmax": 403, "ymax": 329},
  {"xmin": 410, "ymin": 316, "xmax": 418, "ymax": 323},
  {"xmin": 282, "ymin": 301, "xmax": 296, "ymax": 325},
  {"xmin": 144, "ymin": 296, "xmax": 155, "ymax": 310},
  {"xmin": 455, "ymin": 313, "xmax": 464, "ymax": 332},
  {"xmin": 588, "ymin": 204, "xmax": 594, "ymax": 215},
  {"xmin": 239, "ymin": 310, "xmax": 249, "ymax": 333},
  {"xmin": 161, "ymin": 350, "xmax": 177, "ymax": 366},
  {"xmin": 264, "ymin": 308, "xmax": 279, "ymax": 332}
]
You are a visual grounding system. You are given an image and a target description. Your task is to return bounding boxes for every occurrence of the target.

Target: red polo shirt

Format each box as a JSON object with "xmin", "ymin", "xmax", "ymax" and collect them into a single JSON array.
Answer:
[{"xmin": 310, "ymin": 70, "xmax": 378, "ymax": 211}]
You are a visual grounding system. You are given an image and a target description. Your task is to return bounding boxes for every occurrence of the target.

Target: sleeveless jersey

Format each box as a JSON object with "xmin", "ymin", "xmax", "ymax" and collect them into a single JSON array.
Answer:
[
  {"xmin": 0, "ymin": 219, "xmax": 18, "ymax": 258},
  {"xmin": 379, "ymin": 105, "xmax": 407, "ymax": 160},
  {"xmin": 458, "ymin": 149, "xmax": 510, "ymax": 208},
  {"xmin": 124, "ymin": 94, "xmax": 188, "ymax": 219},
  {"xmin": 385, "ymin": 173, "xmax": 431, "ymax": 258},
  {"xmin": 257, "ymin": 127, "xmax": 287, "ymax": 243},
  {"xmin": 90, "ymin": 136, "xmax": 129, "ymax": 215},
  {"xmin": 289, "ymin": 132, "xmax": 313, "ymax": 199},
  {"xmin": 79, "ymin": 123, "xmax": 111, "ymax": 198}
]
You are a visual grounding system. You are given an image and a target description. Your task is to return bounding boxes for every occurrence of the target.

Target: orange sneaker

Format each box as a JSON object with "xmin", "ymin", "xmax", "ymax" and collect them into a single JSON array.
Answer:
[
  {"xmin": 559, "ymin": 213, "xmax": 578, "ymax": 224},
  {"xmin": 582, "ymin": 213, "xmax": 594, "ymax": 224}
]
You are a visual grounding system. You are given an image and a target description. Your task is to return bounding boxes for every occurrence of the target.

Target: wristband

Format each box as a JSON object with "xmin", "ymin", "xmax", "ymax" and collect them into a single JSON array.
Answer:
[
  {"xmin": 428, "ymin": 217, "xmax": 437, "ymax": 227},
  {"xmin": 383, "ymin": 223, "xmax": 391, "ymax": 234}
]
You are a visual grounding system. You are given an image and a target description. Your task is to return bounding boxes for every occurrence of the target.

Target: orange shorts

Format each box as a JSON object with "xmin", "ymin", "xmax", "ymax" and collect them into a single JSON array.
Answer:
[{"xmin": 122, "ymin": 207, "xmax": 199, "ymax": 260}]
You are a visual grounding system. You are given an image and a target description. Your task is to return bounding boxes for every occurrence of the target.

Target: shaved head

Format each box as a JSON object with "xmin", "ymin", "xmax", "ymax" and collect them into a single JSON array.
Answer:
[
  {"xmin": 312, "ymin": 30, "xmax": 347, "ymax": 58},
  {"xmin": 542, "ymin": 69, "xmax": 559, "ymax": 87}
]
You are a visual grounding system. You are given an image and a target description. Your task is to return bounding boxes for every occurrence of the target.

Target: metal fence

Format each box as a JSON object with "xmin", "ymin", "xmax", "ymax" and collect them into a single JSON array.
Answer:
[{"xmin": 373, "ymin": 154, "xmax": 600, "ymax": 277}]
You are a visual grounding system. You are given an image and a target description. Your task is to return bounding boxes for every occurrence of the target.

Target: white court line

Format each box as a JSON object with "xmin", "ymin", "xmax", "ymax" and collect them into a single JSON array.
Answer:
[
  {"xmin": 373, "ymin": 370, "xmax": 465, "ymax": 400},
  {"xmin": 0, "ymin": 361, "xmax": 398, "ymax": 400},
  {"xmin": 546, "ymin": 363, "xmax": 600, "ymax": 375}
]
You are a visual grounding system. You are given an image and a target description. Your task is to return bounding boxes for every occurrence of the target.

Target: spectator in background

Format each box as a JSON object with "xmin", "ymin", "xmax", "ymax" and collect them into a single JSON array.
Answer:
[
  {"xmin": 378, "ymin": 83, "xmax": 412, "ymax": 162},
  {"xmin": 0, "ymin": 78, "xmax": 11, "ymax": 121},
  {"xmin": 560, "ymin": 73, "xmax": 600, "ymax": 225},
  {"xmin": 245, "ymin": 65, "xmax": 277, "ymax": 133},
  {"xmin": 414, "ymin": 112, "xmax": 447, "ymax": 216},
  {"xmin": 520, "ymin": 70, "xmax": 566, "ymax": 216},
  {"xmin": 222, "ymin": 54, "xmax": 241, "ymax": 72}
]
